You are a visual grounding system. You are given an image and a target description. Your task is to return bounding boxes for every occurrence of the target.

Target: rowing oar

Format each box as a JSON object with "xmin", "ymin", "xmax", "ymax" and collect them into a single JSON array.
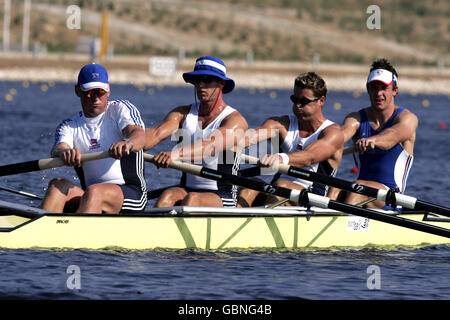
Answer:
[
  {"xmin": 240, "ymin": 154, "xmax": 450, "ymax": 218},
  {"xmin": 0, "ymin": 151, "xmax": 111, "ymax": 177},
  {"xmin": 0, "ymin": 185, "xmax": 42, "ymax": 200},
  {"xmin": 343, "ymin": 145, "xmax": 356, "ymax": 155},
  {"xmin": 239, "ymin": 146, "xmax": 354, "ymax": 178},
  {"xmin": 142, "ymin": 153, "xmax": 450, "ymax": 239}
]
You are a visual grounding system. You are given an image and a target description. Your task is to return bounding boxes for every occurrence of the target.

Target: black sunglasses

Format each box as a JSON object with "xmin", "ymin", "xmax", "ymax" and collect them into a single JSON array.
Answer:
[
  {"xmin": 192, "ymin": 75, "xmax": 220, "ymax": 84},
  {"xmin": 290, "ymin": 95, "xmax": 320, "ymax": 105}
]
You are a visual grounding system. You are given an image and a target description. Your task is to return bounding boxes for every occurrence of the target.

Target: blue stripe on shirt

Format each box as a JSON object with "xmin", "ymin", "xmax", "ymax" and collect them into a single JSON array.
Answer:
[{"xmin": 118, "ymin": 99, "xmax": 143, "ymax": 127}]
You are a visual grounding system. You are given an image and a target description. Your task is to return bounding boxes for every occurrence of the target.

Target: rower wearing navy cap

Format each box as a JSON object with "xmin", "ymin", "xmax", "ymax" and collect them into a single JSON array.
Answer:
[
  {"xmin": 41, "ymin": 63, "xmax": 147, "ymax": 214},
  {"xmin": 144, "ymin": 56, "xmax": 248, "ymax": 207},
  {"xmin": 329, "ymin": 58, "xmax": 418, "ymax": 209}
]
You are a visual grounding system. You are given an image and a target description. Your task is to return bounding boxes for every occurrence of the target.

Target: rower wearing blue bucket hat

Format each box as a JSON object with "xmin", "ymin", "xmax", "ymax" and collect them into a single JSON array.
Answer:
[
  {"xmin": 144, "ymin": 56, "xmax": 248, "ymax": 208},
  {"xmin": 182, "ymin": 56, "xmax": 235, "ymax": 94}
]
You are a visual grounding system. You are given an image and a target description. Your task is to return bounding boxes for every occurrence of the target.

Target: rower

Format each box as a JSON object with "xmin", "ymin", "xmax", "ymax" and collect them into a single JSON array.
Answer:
[
  {"xmin": 144, "ymin": 56, "xmax": 248, "ymax": 207},
  {"xmin": 237, "ymin": 72, "xmax": 344, "ymax": 207},
  {"xmin": 40, "ymin": 63, "xmax": 147, "ymax": 214},
  {"xmin": 328, "ymin": 58, "xmax": 418, "ymax": 209}
]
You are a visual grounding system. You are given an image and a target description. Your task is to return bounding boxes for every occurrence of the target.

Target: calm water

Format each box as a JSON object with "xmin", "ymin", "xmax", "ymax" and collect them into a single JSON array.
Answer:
[{"xmin": 0, "ymin": 80, "xmax": 449, "ymax": 300}]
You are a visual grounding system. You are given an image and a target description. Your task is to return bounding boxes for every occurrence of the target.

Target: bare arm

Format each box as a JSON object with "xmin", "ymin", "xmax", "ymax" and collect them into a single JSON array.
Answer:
[
  {"xmin": 178, "ymin": 111, "xmax": 249, "ymax": 161},
  {"xmin": 243, "ymin": 117, "xmax": 288, "ymax": 149},
  {"xmin": 144, "ymin": 106, "xmax": 189, "ymax": 151},
  {"xmin": 51, "ymin": 142, "xmax": 82, "ymax": 167},
  {"xmin": 356, "ymin": 109, "xmax": 418, "ymax": 151},
  {"xmin": 263, "ymin": 123, "xmax": 344, "ymax": 168},
  {"xmin": 341, "ymin": 112, "xmax": 361, "ymax": 144},
  {"xmin": 109, "ymin": 124, "xmax": 146, "ymax": 159}
]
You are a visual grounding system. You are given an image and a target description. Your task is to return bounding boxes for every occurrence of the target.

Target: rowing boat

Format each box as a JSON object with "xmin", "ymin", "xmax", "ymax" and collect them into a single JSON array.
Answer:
[
  {"xmin": 1, "ymin": 200, "xmax": 449, "ymax": 250},
  {"xmin": 1, "ymin": 152, "xmax": 450, "ymax": 250}
]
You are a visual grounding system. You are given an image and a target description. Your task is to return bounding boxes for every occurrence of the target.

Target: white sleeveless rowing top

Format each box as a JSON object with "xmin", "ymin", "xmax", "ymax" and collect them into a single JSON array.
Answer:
[
  {"xmin": 277, "ymin": 115, "xmax": 336, "ymax": 193},
  {"xmin": 180, "ymin": 103, "xmax": 240, "ymax": 191},
  {"xmin": 54, "ymin": 100, "xmax": 146, "ymax": 190}
]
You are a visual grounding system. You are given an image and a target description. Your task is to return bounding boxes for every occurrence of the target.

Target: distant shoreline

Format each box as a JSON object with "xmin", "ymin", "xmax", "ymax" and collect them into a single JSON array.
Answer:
[{"xmin": 0, "ymin": 53, "xmax": 448, "ymax": 95}]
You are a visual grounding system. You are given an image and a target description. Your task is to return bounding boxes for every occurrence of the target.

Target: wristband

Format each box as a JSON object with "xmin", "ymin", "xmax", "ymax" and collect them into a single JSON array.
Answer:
[
  {"xmin": 123, "ymin": 138, "xmax": 134, "ymax": 150},
  {"xmin": 275, "ymin": 153, "xmax": 289, "ymax": 165}
]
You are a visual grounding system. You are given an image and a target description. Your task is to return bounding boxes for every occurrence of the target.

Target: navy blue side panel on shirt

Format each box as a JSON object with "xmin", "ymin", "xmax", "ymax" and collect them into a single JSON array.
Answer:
[
  {"xmin": 356, "ymin": 107, "xmax": 405, "ymax": 189},
  {"xmin": 120, "ymin": 150, "xmax": 146, "ymax": 191}
]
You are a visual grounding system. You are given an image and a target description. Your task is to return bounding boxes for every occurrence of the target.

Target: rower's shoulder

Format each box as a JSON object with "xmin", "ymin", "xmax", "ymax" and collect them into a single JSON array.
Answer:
[
  {"xmin": 164, "ymin": 105, "xmax": 191, "ymax": 121},
  {"xmin": 56, "ymin": 112, "xmax": 82, "ymax": 128},
  {"xmin": 394, "ymin": 107, "xmax": 419, "ymax": 125},
  {"xmin": 397, "ymin": 106, "xmax": 417, "ymax": 117},
  {"xmin": 171, "ymin": 105, "xmax": 191, "ymax": 114},
  {"xmin": 108, "ymin": 99, "xmax": 141, "ymax": 112},
  {"xmin": 261, "ymin": 115, "xmax": 290, "ymax": 128},
  {"xmin": 222, "ymin": 108, "xmax": 249, "ymax": 129},
  {"xmin": 344, "ymin": 110, "xmax": 363, "ymax": 121},
  {"xmin": 324, "ymin": 121, "xmax": 342, "ymax": 131},
  {"xmin": 320, "ymin": 121, "xmax": 344, "ymax": 139}
]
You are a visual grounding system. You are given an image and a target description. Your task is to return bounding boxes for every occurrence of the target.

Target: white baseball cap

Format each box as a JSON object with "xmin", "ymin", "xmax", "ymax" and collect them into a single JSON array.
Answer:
[{"xmin": 367, "ymin": 68, "xmax": 398, "ymax": 86}]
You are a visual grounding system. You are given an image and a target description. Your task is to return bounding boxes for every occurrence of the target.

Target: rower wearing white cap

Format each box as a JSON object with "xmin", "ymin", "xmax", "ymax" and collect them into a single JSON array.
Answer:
[
  {"xmin": 144, "ymin": 56, "xmax": 248, "ymax": 207},
  {"xmin": 329, "ymin": 58, "xmax": 418, "ymax": 209}
]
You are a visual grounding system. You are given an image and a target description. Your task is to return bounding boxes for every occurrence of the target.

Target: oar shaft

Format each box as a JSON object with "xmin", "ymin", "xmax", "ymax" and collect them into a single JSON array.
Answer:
[
  {"xmin": 0, "ymin": 159, "xmax": 41, "ymax": 177},
  {"xmin": 0, "ymin": 151, "xmax": 111, "ymax": 177},
  {"xmin": 306, "ymin": 193, "xmax": 450, "ymax": 239},
  {"xmin": 0, "ymin": 185, "xmax": 42, "ymax": 200},
  {"xmin": 240, "ymin": 154, "xmax": 450, "ymax": 217},
  {"xmin": 241, "ymin": 153, "xmax": 380, "ymax": 197},
  {"xmin": 296, "ymin": 191, "xmax": 450, "ymax": 239},
  {"xmin": 415, "ymin": 200, "xmax": 450, "ymax": 217}
]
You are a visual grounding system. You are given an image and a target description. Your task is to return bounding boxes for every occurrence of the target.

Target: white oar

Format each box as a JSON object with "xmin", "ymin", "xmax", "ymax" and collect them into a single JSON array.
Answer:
[
  {"xmin": 0, "ymin": 151, "xmax": 111, "ymax": 177},
  {"xmin": 143, "ymin": 153, "xmax": 450, "ymax": 239}
]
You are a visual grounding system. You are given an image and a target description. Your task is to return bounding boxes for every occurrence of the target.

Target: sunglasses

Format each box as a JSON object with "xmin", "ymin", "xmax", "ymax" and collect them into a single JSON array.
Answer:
[
  {"xmin": 81, "ymin": 88, "xmax": 108, "ymax": 98},
  {"xmin": 192, "ymin": 75, "xmax": 220, "ymax": 84},
  {"xmin": 290, "ymin": 95, "xmax": 320, "ymax": 105}
]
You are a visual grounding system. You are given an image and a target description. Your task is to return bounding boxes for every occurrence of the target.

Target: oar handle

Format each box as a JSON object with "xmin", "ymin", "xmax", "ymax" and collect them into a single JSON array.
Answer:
[
  {"xmin": 37, "ymin": 150, "xmax": 111, "ymax": 170},
  {"xmin": 343, "ymin": 146, "xmax": 355, "ymax": 155},
  {"xmin": 143, "ymin": 154, "xmax": 202, "ymax": 176},
  {"xmin": 0, "ymin": 151, "xmax": 111, "ymax": 177},
  {"xmin": 240, "ymin": 154, "xmax": 290, "ymax": 172}
]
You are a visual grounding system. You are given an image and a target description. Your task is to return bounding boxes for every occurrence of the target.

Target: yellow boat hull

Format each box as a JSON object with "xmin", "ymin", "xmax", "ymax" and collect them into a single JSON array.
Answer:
[{"xmin": 1, "ymin": 207, "xmax": 449, "ymax": 250}]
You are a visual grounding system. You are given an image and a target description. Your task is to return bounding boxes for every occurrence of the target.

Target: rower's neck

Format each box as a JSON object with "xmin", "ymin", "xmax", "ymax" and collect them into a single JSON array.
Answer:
[
  {"xmin": 297, "ymin": 115, "xmax": 327, "ymax": 136},
  {"xmin": 367, "ymin": 105, "xmax": 397, "ymax": 127},
  {"xmin": 198, "ymin": 99, "xmax": 226, "ymax": 118}
]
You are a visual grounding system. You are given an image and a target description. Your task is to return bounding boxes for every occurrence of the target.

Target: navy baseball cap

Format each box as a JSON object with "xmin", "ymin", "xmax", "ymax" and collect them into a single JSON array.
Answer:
[
  {"xmin": 77, "ymin": 63, "xmax": 110, "ymax": 92},
  {"xmin": 182, "ymin": 56, "xmax": 235, "ymax": 94}
]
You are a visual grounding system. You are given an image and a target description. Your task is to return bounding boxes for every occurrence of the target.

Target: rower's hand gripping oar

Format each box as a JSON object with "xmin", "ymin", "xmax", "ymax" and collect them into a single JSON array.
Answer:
[
  {"xmin": 143, "ymin": 153, "xmax": 450, "ymax": 239},
  {"xmin": 0, "ymin": 151, "xmax": 111, "ymax": 177},
  {"xmin": 239, "ymin": 146, "xmax": 356, "ymax": 178},
  {"xmin": 240, "ymin": 154, "xmax": 450, "ymax": 218}
]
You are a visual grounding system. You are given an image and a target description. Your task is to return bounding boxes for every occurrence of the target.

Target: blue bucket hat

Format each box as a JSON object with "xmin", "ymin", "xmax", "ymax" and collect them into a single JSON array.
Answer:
[{"xmin": 182, "ymin": 56, "xmax": 235, "ymax": 94}]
